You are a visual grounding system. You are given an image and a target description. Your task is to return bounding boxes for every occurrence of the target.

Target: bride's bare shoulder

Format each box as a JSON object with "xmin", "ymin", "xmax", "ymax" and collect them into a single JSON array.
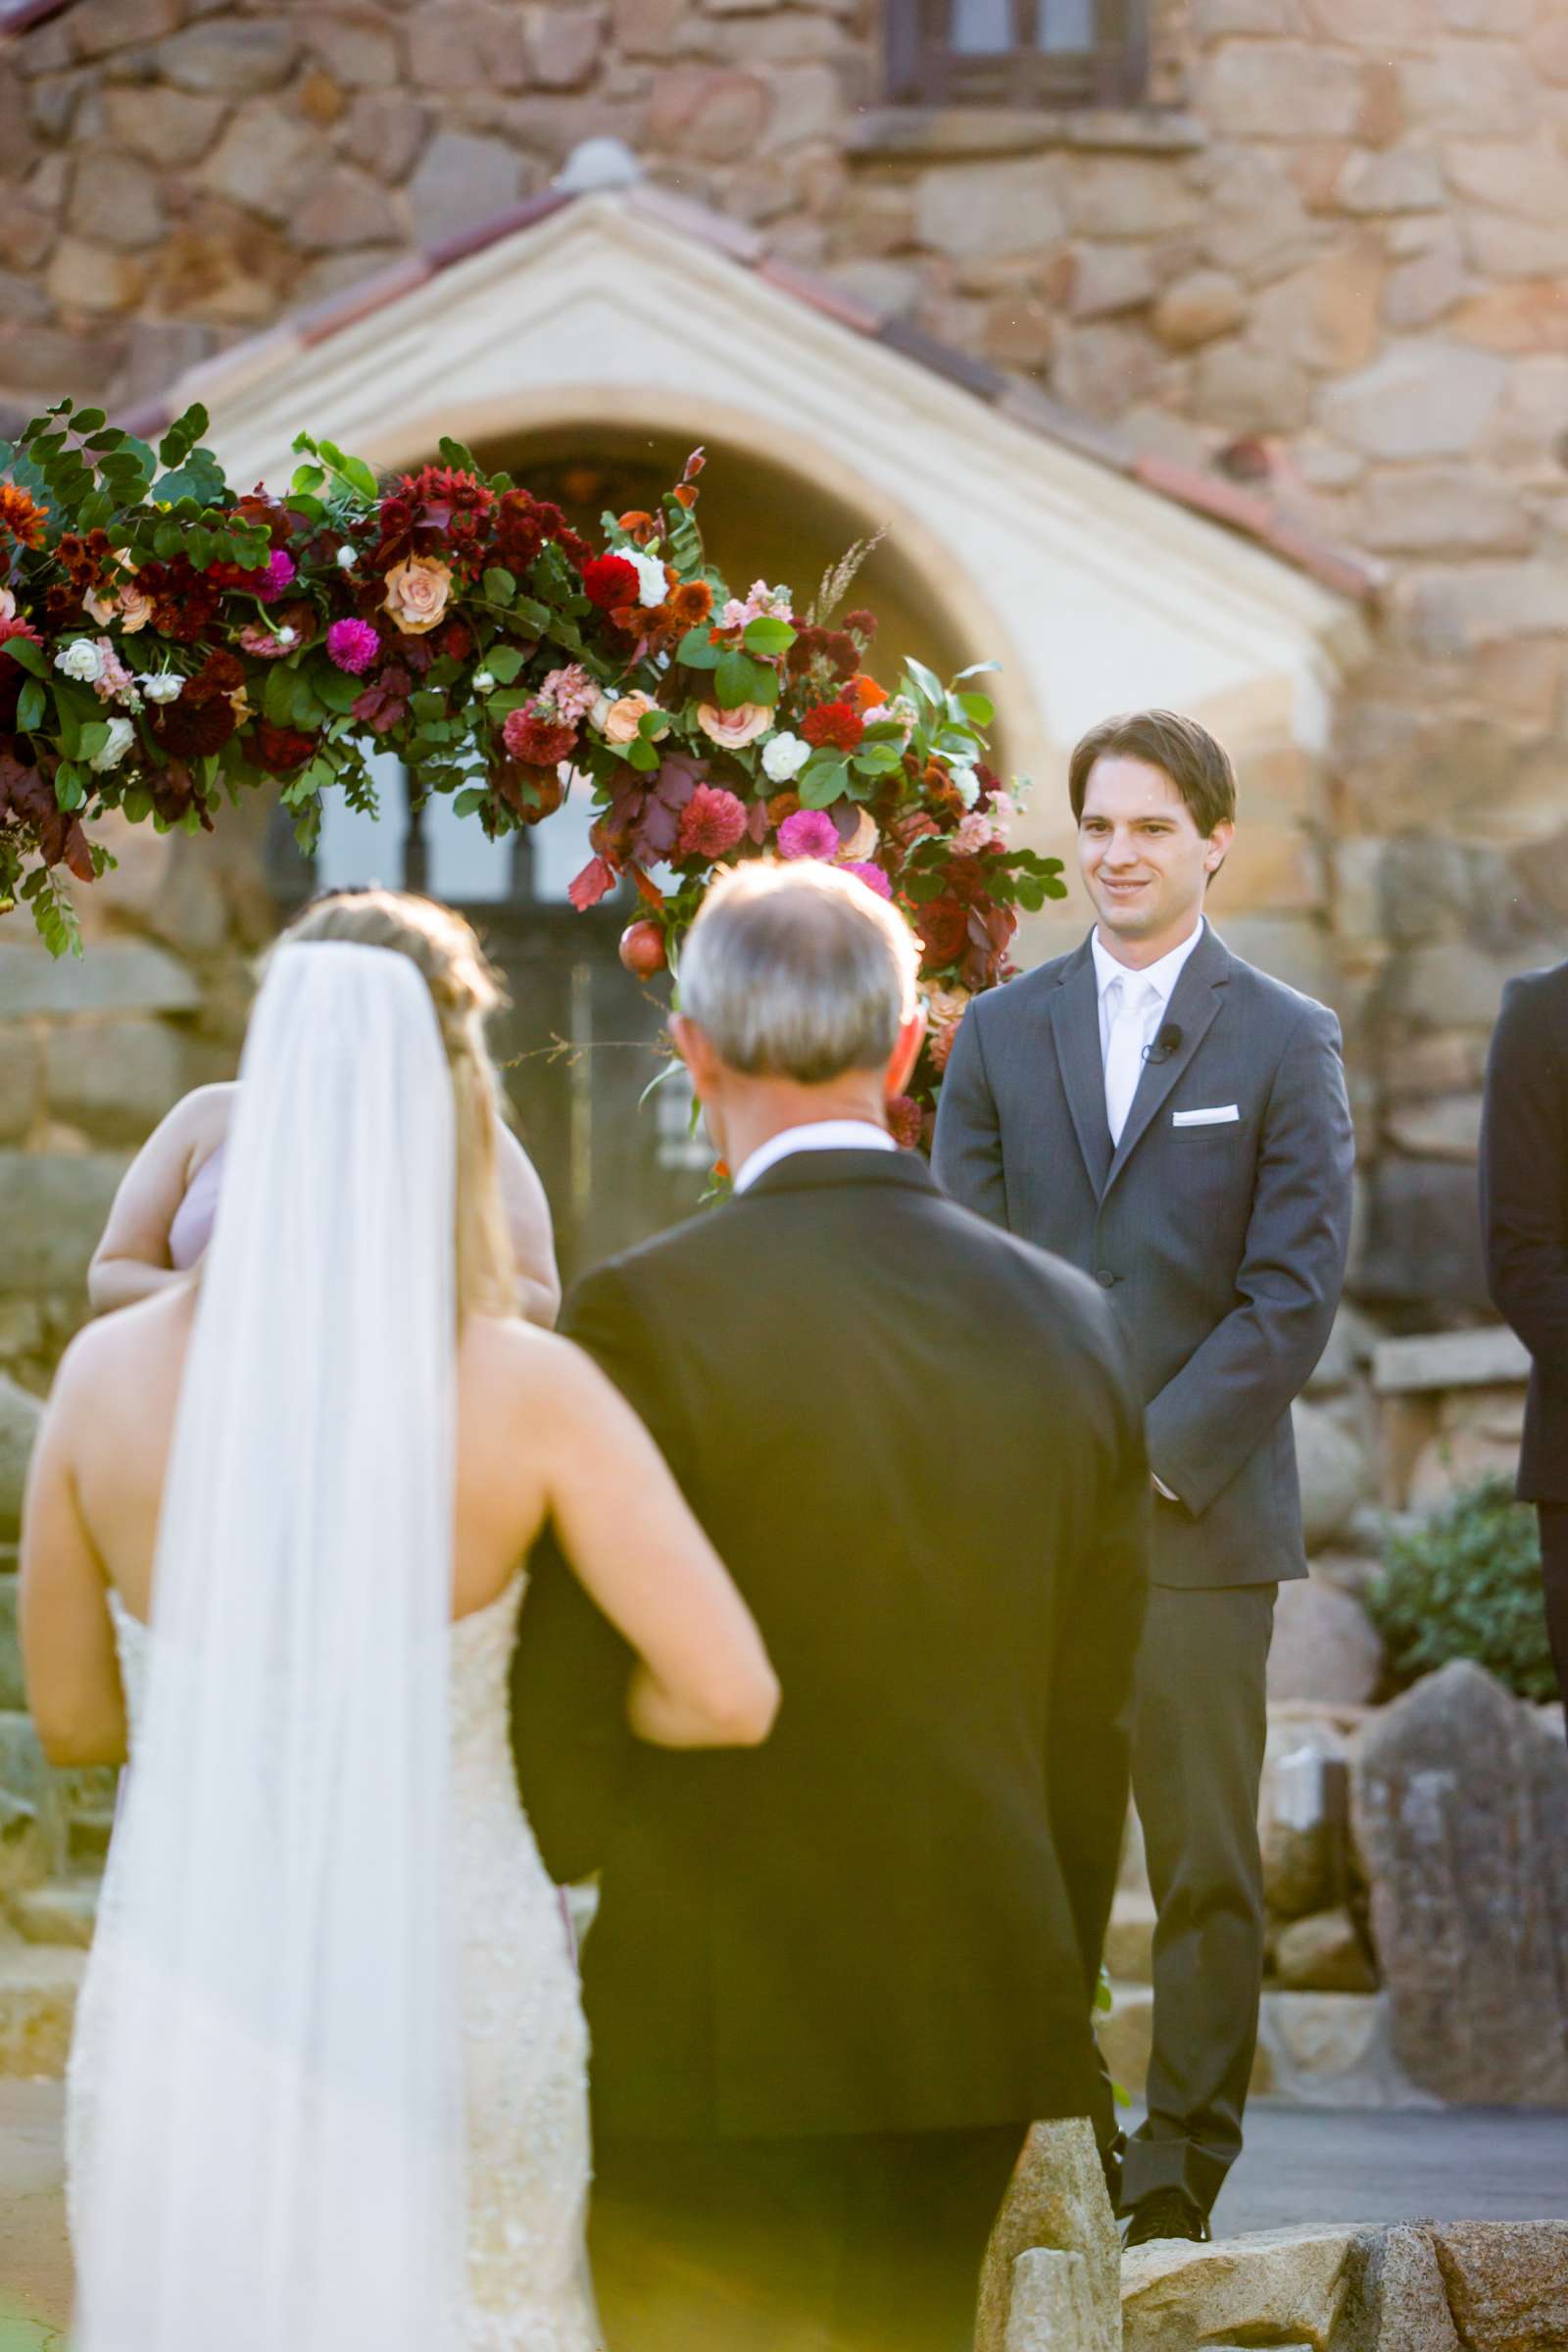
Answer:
[
  {"xmin": 49, "ymin": 1285, "xmax": 196, "ymax": 1410},
  {"xmin": 459, "ymin": 1312, "xmax": 602, "ymax": 1418}
]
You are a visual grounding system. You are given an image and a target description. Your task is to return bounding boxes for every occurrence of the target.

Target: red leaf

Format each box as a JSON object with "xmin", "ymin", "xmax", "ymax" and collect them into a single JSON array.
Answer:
[{"xmin": 567, "ymin": 855, "xmax": 616, "ymax": 911}]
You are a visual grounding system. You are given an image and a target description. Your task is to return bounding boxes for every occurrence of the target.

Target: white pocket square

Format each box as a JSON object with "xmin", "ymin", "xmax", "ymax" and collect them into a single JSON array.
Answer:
[{"xmin": 1173, "ymin": 1104, "xmax": 1240, "ymax": 1127}]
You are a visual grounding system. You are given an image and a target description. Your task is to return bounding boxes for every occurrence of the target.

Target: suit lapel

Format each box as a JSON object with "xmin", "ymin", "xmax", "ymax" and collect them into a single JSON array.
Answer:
[
  {"xmin": 1102, "ymin": 925, "xmax": 1231, "ymax": 1200},
  {"xmin": 1046, "ymin": 942, "xmax": 1113, "ymax": 1199}
]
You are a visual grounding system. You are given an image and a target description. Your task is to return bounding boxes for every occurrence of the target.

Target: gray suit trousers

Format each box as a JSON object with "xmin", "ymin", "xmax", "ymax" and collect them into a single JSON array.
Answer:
[{"xmin": 1121, "ymin": 1580, "xmax": 1276, "ymax": 2216}]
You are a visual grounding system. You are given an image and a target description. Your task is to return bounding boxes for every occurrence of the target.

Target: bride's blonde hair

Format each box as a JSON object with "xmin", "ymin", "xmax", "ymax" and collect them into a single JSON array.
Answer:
[{"xmin": 280, "ymin": 888, "xmax": 516, "ymax": 1319}]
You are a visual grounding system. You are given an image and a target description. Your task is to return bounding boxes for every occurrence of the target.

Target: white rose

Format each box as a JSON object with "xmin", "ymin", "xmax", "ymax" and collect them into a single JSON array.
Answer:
[
  {"xmin": 624, "ymin": 547, "xmax": 668, "ymax": 609},
  {"xmin": 89, "ymin": 715, "xmax": 136, "ymax": 772},
  {"xmin": 142, "ymin": 672, "xmax": 184, "ymax": 705},
  {"xmin": 952, "ymin": 762, "xmax": 981, "ymax": 809},
  {"xmin": 336, "ymin": 545, "xmax": 357, "ymax": 569},
  {"xmin": 761, "ymin": 731, "xmax": 809, "ymax": 784},
  {"xmin": 56, "ymin": 638, "xmax": 106, "ymax": 683}
]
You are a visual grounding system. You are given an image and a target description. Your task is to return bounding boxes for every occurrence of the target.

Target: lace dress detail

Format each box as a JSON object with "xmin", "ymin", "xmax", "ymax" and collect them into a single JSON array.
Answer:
[{"xmin": 67, "ymin": 1576, "xmax": 599, "ymax": 2352}]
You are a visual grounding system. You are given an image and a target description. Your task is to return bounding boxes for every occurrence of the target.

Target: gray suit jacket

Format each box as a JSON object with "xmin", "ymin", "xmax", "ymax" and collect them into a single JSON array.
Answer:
[{"xmin": 933, "ymin": 923, "xmax": 1353, "ymax": 1589}]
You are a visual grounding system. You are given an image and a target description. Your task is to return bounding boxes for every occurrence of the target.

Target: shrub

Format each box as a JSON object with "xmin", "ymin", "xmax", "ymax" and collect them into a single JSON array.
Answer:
[{"xmin": 1367, "ymin": 1474, "xmax": 1559, "ymax": 1703}]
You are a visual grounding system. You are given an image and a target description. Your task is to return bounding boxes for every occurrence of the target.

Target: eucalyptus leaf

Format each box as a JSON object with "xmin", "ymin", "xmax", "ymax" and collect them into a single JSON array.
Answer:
[{"xmin": 676, "ymin": 627, "xmax": 722, "ymax": 671}]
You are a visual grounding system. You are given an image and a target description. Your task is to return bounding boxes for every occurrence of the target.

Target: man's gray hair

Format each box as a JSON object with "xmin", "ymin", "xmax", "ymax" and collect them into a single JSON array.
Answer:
[{"xmin": 678, "ymin": 860, "xmax": 920, "ymax": 1084}]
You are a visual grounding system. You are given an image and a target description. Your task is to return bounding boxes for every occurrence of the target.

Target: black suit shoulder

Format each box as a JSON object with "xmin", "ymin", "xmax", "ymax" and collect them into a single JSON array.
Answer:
[{"xmin": 1498, "ymin": 959, "xmax": 1568, "ymax": 1023}]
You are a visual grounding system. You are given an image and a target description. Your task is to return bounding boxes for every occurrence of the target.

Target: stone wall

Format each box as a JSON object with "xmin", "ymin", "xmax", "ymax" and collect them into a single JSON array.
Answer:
[
  {"xmin": 0, "ymin": 810, "xmax": 269, "ymax": 1392},
  {"xmin": 3, "ymin": 0, "xmax": 1567, "ymax": 1340}
]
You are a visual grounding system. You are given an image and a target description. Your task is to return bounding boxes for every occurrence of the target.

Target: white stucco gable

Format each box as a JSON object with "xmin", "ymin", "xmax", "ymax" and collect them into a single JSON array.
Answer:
[{"xmin": 172, "ymin": 189, "xmax": 1365, "ymax": 801}]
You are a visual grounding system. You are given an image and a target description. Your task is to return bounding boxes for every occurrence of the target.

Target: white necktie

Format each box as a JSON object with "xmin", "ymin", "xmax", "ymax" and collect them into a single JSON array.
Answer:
[{"xmin": 1103, "ymin": 973, "xmax": 1153, "ymax": 1148}]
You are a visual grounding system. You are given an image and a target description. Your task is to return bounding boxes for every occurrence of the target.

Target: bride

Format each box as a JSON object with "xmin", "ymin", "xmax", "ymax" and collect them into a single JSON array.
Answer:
[{"xmin": 18, "ymin": 888, "xmax": 779, "ymax": 2352}]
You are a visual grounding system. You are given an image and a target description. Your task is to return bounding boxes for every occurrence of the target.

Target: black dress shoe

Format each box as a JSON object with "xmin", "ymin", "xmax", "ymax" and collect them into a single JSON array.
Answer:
[{"xmin": 1122, "ymin": 2188, "xmax": 1211, "ymax": 2249}]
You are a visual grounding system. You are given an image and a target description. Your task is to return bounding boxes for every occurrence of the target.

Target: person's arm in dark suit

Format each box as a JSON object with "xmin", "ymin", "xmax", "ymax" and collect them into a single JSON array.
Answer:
[
  {"xmin": 931, "ymin": 1000, "xmax": 1008, "ymax": 1225},
  {"xmin": 1482, "ymin": 973, "xmax": 1568, "ymax": 1372},
  {"xmin": 1048, "ymin": 1319, "xmax": 1150, "ymax": 2000},
  {"xmin": 1145, "ymin": 1003, "xmax": 1353, "ymax": 1517},
  {"xmin": 511, "ymin": 1259, "xmax": 689, "ymax": 1884}
]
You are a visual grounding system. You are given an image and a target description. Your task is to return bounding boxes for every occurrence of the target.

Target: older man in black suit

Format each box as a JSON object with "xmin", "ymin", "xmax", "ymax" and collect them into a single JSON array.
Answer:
[
  {"xmin": 935, "ymin": 710, "xmax": 1354, "ymax": 2246},
  {"xmin": 513, "ymin": 859, "xmax": 1149, "ymax": 2352}
]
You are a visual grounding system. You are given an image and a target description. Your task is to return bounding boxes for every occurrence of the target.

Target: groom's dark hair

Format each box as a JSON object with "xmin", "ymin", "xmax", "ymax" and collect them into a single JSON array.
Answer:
[{"xmin": 1068, "ymin": 710, "xmax": 1237, "ymax": 838}]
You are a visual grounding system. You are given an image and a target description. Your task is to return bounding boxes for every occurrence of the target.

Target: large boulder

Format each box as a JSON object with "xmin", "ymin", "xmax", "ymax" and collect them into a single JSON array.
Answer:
[
  {"xmin": 1121, "ymin": 2225, "xmax": 1357, "ymax": 2352},
  {"xmin": 1337, "ymin": 2224, "xmax": 1460, "ymax": 2352},
  {"xmin": 1352, "ymin": 1662, "xmax": 1568, "ymax": 2104},
  {"xmin": 1268, "ymin": 1577, "xmax": 1385, "ymax": 1705},
  {"xmin": 1003, "ymin": 2250, "xmax": 1097, "ymax": 2352},
  {"xmin": 0, "ymin": 1376, "xmax": 42, "ymax": 1542},
  {"xmin": 1430, "ymin": 2222, "xmax": 1568, "ymax": 2350},
  {"xmin": 976, "ymin": 2119, "xmax": 1117, "ymax": 2352},
  {"xmin": 1293, "ymin": 1400, "xmax": 1370, "ymax": 1550}
]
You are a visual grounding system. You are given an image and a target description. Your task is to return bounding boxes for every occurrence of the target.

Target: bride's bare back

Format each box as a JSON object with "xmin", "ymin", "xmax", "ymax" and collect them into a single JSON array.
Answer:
[{"xmin": 23, "ymin": 1283, "xmax": 777, "ymax": 1765}]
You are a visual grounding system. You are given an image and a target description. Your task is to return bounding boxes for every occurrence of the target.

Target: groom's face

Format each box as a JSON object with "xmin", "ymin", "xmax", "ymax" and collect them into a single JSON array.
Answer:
[{"xmin": 1078, "ymin": 756, "xmax": 1231, "ymax": 951}]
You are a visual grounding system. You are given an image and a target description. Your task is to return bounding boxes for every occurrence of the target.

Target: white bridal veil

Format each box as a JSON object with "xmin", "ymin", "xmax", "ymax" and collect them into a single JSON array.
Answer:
[{"xmin": 74, "ymin": 942, "xmax": 468, "ymax": 2351}]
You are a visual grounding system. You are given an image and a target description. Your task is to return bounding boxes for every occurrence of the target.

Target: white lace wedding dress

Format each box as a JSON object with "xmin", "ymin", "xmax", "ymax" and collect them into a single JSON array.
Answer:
[{"xmin": 68, "ymin": 1568, "xmax": 600, "ymax": 2352}]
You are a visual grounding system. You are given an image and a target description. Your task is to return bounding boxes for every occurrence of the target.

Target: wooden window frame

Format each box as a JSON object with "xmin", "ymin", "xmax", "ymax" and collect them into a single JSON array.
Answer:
[{"xmin": 886, "ymin": 0, "xmax": 1150, "ymax": 109}]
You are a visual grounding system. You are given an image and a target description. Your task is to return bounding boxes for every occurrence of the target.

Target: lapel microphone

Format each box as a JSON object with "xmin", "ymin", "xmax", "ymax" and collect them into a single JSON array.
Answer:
[{"xmin": 1144, "ymin": 1023, "xmax": 1184, "ymax": 1064}]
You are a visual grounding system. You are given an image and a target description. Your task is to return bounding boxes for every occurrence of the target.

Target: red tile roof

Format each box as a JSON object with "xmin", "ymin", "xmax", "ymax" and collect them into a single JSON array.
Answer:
[{"xmin": 113, "ymin": 181, "xmax": 1384, "ymax": 605}]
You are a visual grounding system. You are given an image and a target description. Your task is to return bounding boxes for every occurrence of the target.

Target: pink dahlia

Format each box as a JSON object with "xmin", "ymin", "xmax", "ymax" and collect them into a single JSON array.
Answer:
[
  {"xmin": 777, "ymin": 808, "xmax": 839, "ymax": 861},
  {"xmin": 325, "ymin": 616, "xmax": 380, "ymax": 674},
  {"xmin": 252, "ymin": 549, "xmax": 297, "ymax": 604},
  {"xmin": 843, "ymin": 860, "xmax": 893, "ymax": 901},
  {"xmin": 675, "ymin": 784, "xmax": 749, "ymax": 862}
]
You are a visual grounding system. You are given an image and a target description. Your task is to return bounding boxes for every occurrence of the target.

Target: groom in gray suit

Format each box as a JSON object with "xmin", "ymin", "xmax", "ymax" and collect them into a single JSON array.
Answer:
[{"xmin": 934, "ymin": 710, "xmax": 1352, "ymax": 2245}]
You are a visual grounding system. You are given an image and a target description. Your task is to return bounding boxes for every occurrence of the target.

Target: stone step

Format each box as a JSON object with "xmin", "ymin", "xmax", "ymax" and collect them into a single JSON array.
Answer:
[
  {"xmin": 1102, "ymin": 1889, "xmax": 1155, "ymax": 1986},
  {"xmin": 0, "ymin": 1936, "xmax": 82, "ymax": 2079},
  {"xmin": 1097, "ymin": 1984, "xmax": 1427, "ymax": 2111},
  {"xmin": 14, "ymin": 1878, "xmax": 97, "ymax": 1950}
]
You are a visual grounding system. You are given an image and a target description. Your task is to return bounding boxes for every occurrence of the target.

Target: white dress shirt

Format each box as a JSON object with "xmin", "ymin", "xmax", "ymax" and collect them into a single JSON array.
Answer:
[
  {"xmin": 732, "ymin": 1118, "xmax": 898, "ymax": 1196},
  {"xmin": 1092, "ymin": 917, "xmax": 1205, "ymax": 1138},
  {"xmin": 1091, "ymin": 918, "xmax": 1203, "ymax": 1504}
]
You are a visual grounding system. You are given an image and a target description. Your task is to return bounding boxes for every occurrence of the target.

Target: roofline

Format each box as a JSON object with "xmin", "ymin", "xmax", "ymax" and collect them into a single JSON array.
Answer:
[{"xmin": 109, "ymin": 180, "xmax": 1384, "ymax": 608}]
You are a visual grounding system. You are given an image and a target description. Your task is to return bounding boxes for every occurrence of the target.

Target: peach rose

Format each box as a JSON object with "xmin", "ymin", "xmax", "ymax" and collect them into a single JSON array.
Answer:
[
  {"xmin": 599, "ymin": 691, "xmax": 670, "ymax": 747},
  {"xmin": 837, "ymin": 808, "xmax": 879, "ymax": 865},
  {"xmin": 696, "ymin": 700, "xmax": 772, "ymax": 750},
  {"xmin": 0, "ymin": 588, "xmax": 15, "ymax": 624},
  {"xmin": 83, "ymin": 563, "xmax": 154, "ymax": 634},
  {"xmin": 923, "ymin": 984, "xmax": 972, "ymax": 1074},
  {"xmin": 381, "ymin": 554, "xmax": 453, "ymax": 636}
]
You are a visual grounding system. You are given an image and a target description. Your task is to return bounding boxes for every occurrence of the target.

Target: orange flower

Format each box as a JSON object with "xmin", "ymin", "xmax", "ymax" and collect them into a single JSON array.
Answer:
[
  {"xmin": 616, "ymin": 510, "xmax": 658, "ymax": 545},
  {"xmin": 669, "ymin": 579, "xmax": 713, "ymax": 627},
  {"xmin": 851, "ymin": 673, "xmax": 886, "ymax": 710},
  {"xmin": 0, "ymin": 483, "xmax": 47, "ymax": 550}
]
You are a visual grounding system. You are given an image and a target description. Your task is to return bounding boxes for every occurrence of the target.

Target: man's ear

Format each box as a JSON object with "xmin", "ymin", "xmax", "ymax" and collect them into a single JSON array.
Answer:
[
  {"xmin": 1203, "ymin": 819, "xmax": 1236, "ymax": 882},
  {"xmin": 670, "ymin": 1014, "xmax": 719, "ymax": 1092},
  {"xmin": 884, "ymin": 1008, "xmax": 927, "ymax": 1100}
]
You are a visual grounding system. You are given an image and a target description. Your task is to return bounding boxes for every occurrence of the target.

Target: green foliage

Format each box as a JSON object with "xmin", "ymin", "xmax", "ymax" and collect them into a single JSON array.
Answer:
[{"xmin": 1367, "ymin": 1474, "xmax": 1559, "ymax": 1702}]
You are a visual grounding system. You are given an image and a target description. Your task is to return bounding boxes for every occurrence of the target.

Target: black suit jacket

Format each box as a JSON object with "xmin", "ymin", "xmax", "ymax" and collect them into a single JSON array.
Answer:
[
  {"xmin": 511, "ymin": 1148, "xmax": 1149, "ymax": 2141},
  {"xmin": 933, "ymin": 925, "xmax": 1353, "ymax": 1589},
  {"xmin": 1482, "ymin": 961, "xmax": 1568, "ymax": 1500}
]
